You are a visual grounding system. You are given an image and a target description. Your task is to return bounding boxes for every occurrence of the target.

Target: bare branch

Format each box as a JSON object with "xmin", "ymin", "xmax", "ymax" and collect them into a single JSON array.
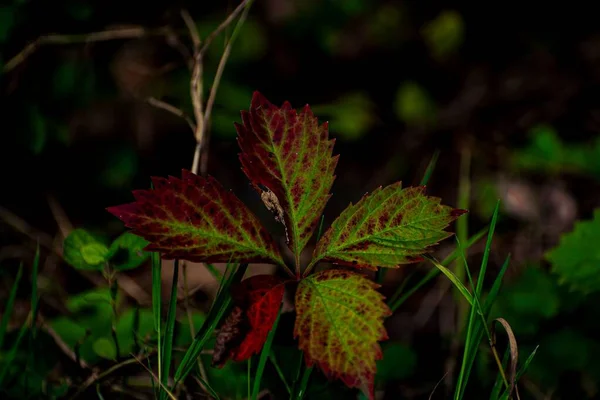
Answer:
[
  {"xmin": 200, "ymin": 0, "xmax": 253, "ymax": 54},
  {"xmin": 180, "ymin": 9, "xmax": 201, "ymax": 50},
  {"xmin": 3, "ymin": 26, "xmax": 171, "ymax": 73},
  {"xmin": 147, "ymin": 97, "xmax": 197, "ymax": 132}
]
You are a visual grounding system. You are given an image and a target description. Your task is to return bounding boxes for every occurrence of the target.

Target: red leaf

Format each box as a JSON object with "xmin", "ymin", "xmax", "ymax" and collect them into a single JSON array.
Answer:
[
  {"xmin": 107, "ymin": 170, "xmax": 284, "ymax": 266},
  {"xmin": 212, "ymin": 274, "xmax": 286, "ymax": 367},
  {"xmin": 236, "ymin": 92, "xmax": 339, "ymax": 259}
]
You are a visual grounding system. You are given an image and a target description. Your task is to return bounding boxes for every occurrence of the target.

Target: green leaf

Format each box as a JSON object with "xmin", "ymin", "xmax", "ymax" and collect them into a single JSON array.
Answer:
[
  {"xmin": 545, "ymin": 209, "xmax": 600, "ymax": 293},
  {"xmin": 107, "ymin": 171, "xmax": 285, "ymax": 269},
  {"xmin": 310, "ymin": 93, "xmax": 376, "ymax": 141},
  {"xmin": 311, "ymin": 183, "xmax": 466, "ymax": 271},
  {"xmin": 236, "ymin": 92, "xmax": 339, "ymax": 263},
  {"xmin": 80, "ymin": 243, "xmax": 110, "ymax": 265},
  {"xmin": 421, "ymin": 10, "xmax": 464, "ymax": 60},
  {"xmin": 107, "ymin": 232, "xmax": 150, "ymax": 271},
  {"xmin": 394, "ymin": 82, "xmax": 436, "ymax": 127},
  {"xmin": 294, "ymin": 269, "xmax": 391, "ymax": 399},
  {"xmin": 63, "ymin": 229, "xmax": 109, "ymax": 270},
  {"xmin": 92, "ymin": 337, "xmax": 117, "ymax": 360}
]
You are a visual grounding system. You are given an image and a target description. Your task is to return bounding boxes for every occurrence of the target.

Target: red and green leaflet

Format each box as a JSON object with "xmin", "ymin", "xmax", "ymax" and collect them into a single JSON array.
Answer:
[
  {"xmin": 107, "ymin": 171, "xmax": 284, "ymax": 267},
  {"xmin": 310, "ymin": 184, "xmax": 467, "ymax": 271},
  {"xmin": 294, "ymin": 269, "xmax": 390, "ymax": 398},
  {"xmin": 237, "ymin": 92, "xmax": 338, "ymax": 265},
  {"xmin": 212, "ymin": 275, "xmax": 286, "ymax": 366},
  {"xmin": 107, "ymin": 92, "xmax": 465, "ymax": 399}
]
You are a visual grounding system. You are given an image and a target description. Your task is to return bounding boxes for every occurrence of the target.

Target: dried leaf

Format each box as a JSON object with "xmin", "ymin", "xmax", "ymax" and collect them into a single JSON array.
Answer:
[
  {"xmin": 236, "ymin": 91, "xmax": 339, "ymax": 257},
  {"xmin": 212, "ymin": 274, "xmax": 286, "ymax": 367},
  {"xmin": 312, "ymin": 183, "xmax": 466, "ymax": 270},
  {"xmin": 294, "ymin": 269, "xmax": 390, "ymax": 399},
  {"xmin": 107, "ymin": 170, "xmax": 284, "ymax": 266}
]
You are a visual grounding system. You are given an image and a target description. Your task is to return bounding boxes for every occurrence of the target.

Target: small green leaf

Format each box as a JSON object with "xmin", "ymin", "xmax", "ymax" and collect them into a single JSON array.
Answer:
[
  {"xmin": 63, "ymin": 229, "xmax": 109, "ymax": 270},
  {"xmin": 92, "ymin": 337, "xmax": 117, "ymax": 360},
  {"xmin": 107, "ymin": 232, "xmax": 150, "ymax": 271},
  {"xmin": 421, "ymin": 10, "xmax": 464, "ymax": 60},
  {"xmin": 80, "ymin": 243, "xmax": 109, "ymax": 265},
  {"xmin": 545, "ymin": 209, "xmax": 600, "ymax": 293},
  {"xmin": 394, "ymin": 82, "xmax": 436, "ymax": 127}
]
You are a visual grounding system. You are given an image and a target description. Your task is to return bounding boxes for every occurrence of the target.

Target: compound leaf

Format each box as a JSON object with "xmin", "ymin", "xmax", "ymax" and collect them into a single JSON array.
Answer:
[
  {"xmin": 545, "ymin": 209, "xmax": 600, "ymax": 293},
  {"xmin": 107, "ymin": 170, "xmax": 284, "ymax": 267},
  {"xmin": 212, "ymin": 274, "xmax": 285, "ymax": 366},
  {"xmin": 236, "ymin": 91, "xmax": 339, "ymax": 259},
  {"xmin": 311, "ymin": 183, "xmax": 466, "ymax": 270},
  {"xmin": 294, "ymin": 269, "xmax": 390, "ymax": 399}
]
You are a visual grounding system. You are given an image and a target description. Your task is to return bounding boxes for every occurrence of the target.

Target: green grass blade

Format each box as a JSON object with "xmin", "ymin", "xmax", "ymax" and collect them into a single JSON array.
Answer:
[
  {"xmin": 173, "ymin": 264, "xmax": 248, "ymax": 386},
  {"xmin": 160, "ymin": 260, "xmax": 179, "ymax": 400},
  {"xmin": 389, "ymin": 227, "xmax": 487, "ymax": 311},
  {"xmin": 293, "ymin": 365, "xmax": 313, "ymax": 400},
  {"xmin": 476, "ymin": 201, "xmax": 501, "ymax": 297},
  {"xmin": 497, "ymin": 345, "xmax": 539, "ymax": 400},
  {"xmin": 483, "ymin": 254, "xmax": 511, "ymax": 316},
  {"xmin": 0, "ymin": 262, "xmax": 23, "ymax": 349},
  {"xmin": 204, "ymin": 263, "xmax": 222, "ymax": 280},
  {"xmin": 30, "ymin": 243, "xmax": 40, "ymax": 338},
  {"xmin": 489, "ymin": 348, "xmax": 510, "ymax": 400},
  {"xmin": 420, "ymin": 149, "xmax": 440, "ymax": 186},
  {"xmin": 425, "ymin": 255, "xmax": 473, "ymax": 306},
  {"xmin": 252, "ymin": 307, "xmax": 281, "ymax": 399},
  {"xmin": 455, "ymin": 202, "xmax": 502, "ymax": 399},
  {"xmin": 151, "ymin": 251, "xmax": 162, "ymax": 391},
  {"xmin": 0, "ymin": 312, "xmax": 31, "ymax": 385},
  {"xmin": 269, "ymin": 351, "xmax": 291, "ymax": 394}
]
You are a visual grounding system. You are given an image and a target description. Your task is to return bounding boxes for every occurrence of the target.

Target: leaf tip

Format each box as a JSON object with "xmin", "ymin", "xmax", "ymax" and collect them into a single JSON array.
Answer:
[{"xmin": 451, "ymin": 208, "xmax": 468, "ymax": 218}]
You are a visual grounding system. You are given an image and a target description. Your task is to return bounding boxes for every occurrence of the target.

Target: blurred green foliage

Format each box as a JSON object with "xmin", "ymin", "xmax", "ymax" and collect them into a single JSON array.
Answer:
[
  {"xmin": 394, "ymin": 81, "xmax": 437, "ymax": 128},
  {"xmin": 421, "ymin": 10, "xmax": 465, "ymax": 60}
]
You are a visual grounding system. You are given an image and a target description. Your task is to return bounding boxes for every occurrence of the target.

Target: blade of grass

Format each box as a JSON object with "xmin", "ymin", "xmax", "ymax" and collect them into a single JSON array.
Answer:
[
  {"xmin": 30, "ymin": 243, "xmax": 40, "ymax": 338},
  {"xmin": 455, "ymin": 201, "xmax": 501, "ymax": 399},
  {"xmin": 269, "ymin": 351, "xmax": 291, "ymax": 395},
  {"xmin": 483, "ymin": 254, "xmax": 511, "ymax": 316},
  {"xmin": 457, "ymin": 235, "xmax": 510, "ymax": 396},
  {"xmin": 252, "ymin": 307, "xmax": 281, "ymax": 399},
  {"xmin": 424, "ymin": 255, "xmax": 473, "ymax": 306},
  {"xmin": 389, "ymin": 227, "xmax": 487, "ymax": 312},
  {"xmin": 0, "ymin": 312, "xmax": 31, "ymax": 385},
  {"xmin": 497, "ymin": 345, "xmax": 538, "ymax": 400},
  {"xmin": 247, "ymin": 358, "xmax": 252, "ymax": 399},
  {"xmin": 160, "ymin": 260, "xmax": 180, "ymax": 400},
  {"xmin": 0, "ymin": 262, "xmax": 23, "ymax": 349},
  {"xmin": 489, "ymin": 348, "xmax": 510, "ymax": 400},
  {"xmin": 420, "ymin": 149, "xmax": 440, "ymax": 186},
  {"xmin": 151, "ymin": 251, "xmax": 162, "ymax": 391},
  {"xmin": 173, "ymin": 264, "xmax": 248, "ymax": 387},
  {"xmin": 293, "ymin": 365, "xmax": 313, "ymax": 400}
]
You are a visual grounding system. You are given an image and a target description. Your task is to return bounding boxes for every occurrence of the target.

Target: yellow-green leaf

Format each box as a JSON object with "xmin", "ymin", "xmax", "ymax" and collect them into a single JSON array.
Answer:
[
  {"xmin": 294, "ymin": 269, "xmax": 390, "ymax": 399},
  {"xmin": 311, "ymin": 183, "xmax": 466, "ymax": 271}
]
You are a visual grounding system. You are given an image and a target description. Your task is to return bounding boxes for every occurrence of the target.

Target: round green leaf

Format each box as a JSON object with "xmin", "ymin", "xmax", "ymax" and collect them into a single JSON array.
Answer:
[
  {"xmin": 107, "ymin": 232, "xmax": 150, "ymax": 271},
  {"xmin": 63, "ymin": 229, "xmax": 109, "ymax": 270},
  {"xmin": 80, "ymin": 243, "xmax": 109, "ymax": 265},
  {"xmin": 92, "ymin": 337, "xmax": 117, "ymax": 360}
]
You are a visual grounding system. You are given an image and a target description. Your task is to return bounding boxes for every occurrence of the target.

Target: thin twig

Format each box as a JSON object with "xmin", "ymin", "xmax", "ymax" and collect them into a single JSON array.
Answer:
[
  {"xmin": 4, "ymin": 26, "xmax": 171, "ymax": 73},
  {"xmin": 180, "ymin": 10, "xmax": 201, "ymax": 50},
  {"xmin": 147, "ymin": 97, "xmax": 197, "ymax": 132},
  {"xmin": 196, "ymin": 0, "xmax": 254, "ymax": 175},
  {"xmin": 199, "ymin": 0, "xmax": 252, "ymax": 54}
]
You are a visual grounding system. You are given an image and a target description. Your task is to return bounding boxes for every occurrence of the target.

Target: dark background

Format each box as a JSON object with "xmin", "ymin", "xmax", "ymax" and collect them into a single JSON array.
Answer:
[{"xmin": 2, "ymin": 0, "xmax": 600, "ymax": 399}]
